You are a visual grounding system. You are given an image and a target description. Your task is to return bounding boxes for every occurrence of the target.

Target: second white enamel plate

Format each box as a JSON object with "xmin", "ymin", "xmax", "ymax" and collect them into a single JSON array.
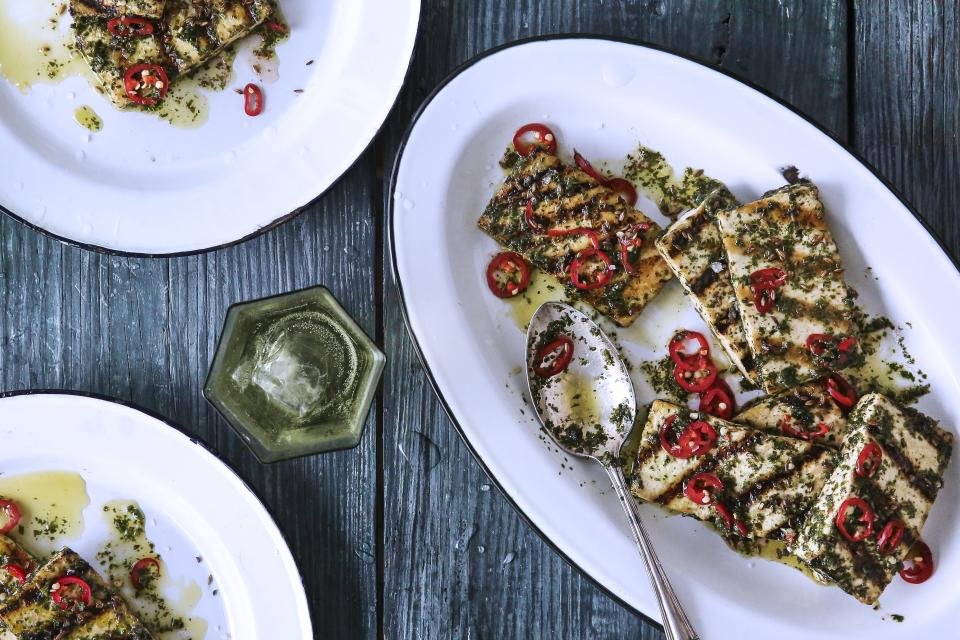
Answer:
[{"xmin": 390, "ymin": 37, "xmax": 959, "ymax": 638}]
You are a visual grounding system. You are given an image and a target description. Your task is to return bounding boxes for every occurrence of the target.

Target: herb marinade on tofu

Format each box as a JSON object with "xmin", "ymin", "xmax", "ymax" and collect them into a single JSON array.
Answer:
[
  {"xmin": 629, "ymin": 400, "xmax": 835, "ymax": 541},
  {"xmin": 478, "ymin": 149, "xmax": 673, "ymax": 326},
  {"xmin": 792, "ymin": 393, "xmax": 954, "ymax": 604},
  {"xmin": 70, "ymin": 0, "xmax": 273, "ymax": 109},
  {"xmin": 0, "ymin": 549, "xmax": 155, "ymax": 639},
  {"xmin": 654, "ymin": 189, "xmax": 764, "ymax": 383},
  {"xmin": 716, "ymin": 183, "xmax": 862, "ymax": 393},
  {"xmin": 734, "ymin": 378, "xmax": 851, "ymax": 448},
  {"xmin": 0, "ymin": 536, "xmax": 34, "ymax": 601}
]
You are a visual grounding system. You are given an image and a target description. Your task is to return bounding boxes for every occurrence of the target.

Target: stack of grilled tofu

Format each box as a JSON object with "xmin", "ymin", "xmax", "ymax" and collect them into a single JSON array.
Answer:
[
  {"xmin": 70, "ymin": 0, "xmax": 273, "ymax": 109},
  {"xmin": 478, "ymin": 149, "xmax": 674, "ymax": 326},
  {"xmin": 657, "ymin": 182, "xmax": 861, "ymax": 392},
  {"xmin": 629, "ymin": 182, "xmax": 956, "ymax": 603},
  {"xmin": 0, "ymin": 538, "xmax": 154, "ymax": 639},
  {"xmin": 629, "ymin": 391, "xmax": 953, "ymax": 604}
]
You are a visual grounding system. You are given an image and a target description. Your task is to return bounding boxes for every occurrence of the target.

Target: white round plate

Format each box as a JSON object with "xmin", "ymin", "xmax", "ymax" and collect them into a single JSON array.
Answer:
[
  {"xmin": 0, "ymin": 391, "xmax": 312, "ymax": 638},
  {"xmin": 0, "ymin": 0, "xmax": 419, "ymax": 255},
  {"xmin": 389, "ymin": 37, "xmax": 959, "ymax": 638}
]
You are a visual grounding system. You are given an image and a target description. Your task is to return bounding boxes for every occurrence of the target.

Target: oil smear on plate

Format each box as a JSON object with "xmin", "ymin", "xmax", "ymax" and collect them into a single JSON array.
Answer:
[
  {"xmin": 97, "ymin": 500, "xmax": 208, "ymax": 639},
  {"xmin": 0, "ymin": 471, "xmax": 89, "ymax": 555},
  {"xmin": 0, "ymin": 0, "xmax": 83, "ymax": 91}
]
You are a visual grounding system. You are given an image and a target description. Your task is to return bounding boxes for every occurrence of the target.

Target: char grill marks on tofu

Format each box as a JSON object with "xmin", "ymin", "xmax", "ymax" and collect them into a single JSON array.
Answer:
[
  {"xmin": 70, "ymin": 0, "xmax": 174, "ymax": 109},
  {"xmin": 0, "ymin": 535, "xmax": 34, "ymax": 600},
  {"xmin": 478, "ymin": 149, "xmax": 673, "ymax": 326},
  {"xmin": 734, "ymin": 377, "xmax": 851, "ymax": 448},
  {"xmin": 654, "ymin": 189, "xmax": 763, "ymax": 383},
  {"xmin": 163, "ymin": 0, "xmax": 272, "ymax": 75},
  {"xmin": 0, "ymin": 548, "xmax": 155, "ymax": 640},
  {"xmin": 792, "ymin": 393, "xmax": 953, "ymax": 604},
  {"xmin": 715, "ymin": 183, "xmax": 861, "ymax": 393},
  {"xmin": 629, "ymin": 400, "xmax": 835, "ymax": 542}
]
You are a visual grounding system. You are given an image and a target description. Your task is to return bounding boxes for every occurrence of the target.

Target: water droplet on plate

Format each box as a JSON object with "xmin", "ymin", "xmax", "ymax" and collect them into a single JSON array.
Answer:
[
  {"xmin": 402, "ymin": 199, "xmax": 414, "ymax": 210},
  {"xmin": 480, "ymin": 483, "xmax": 490, "ymax": 492},
  {"xmin": 477, "ymin": 545, "xmax": 485, "ymax": 554},
  {"xmin": 501, "ymin": 552, "xmax": 515, "ymax": 565},
  {"xmin": 600, "ymin": 62, "xmax": 635, "ymax": 88}
]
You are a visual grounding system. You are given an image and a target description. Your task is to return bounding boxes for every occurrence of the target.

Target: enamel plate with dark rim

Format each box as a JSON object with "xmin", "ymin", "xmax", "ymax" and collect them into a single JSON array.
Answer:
[
  {"xmin": 0, "ymin": 392, "xmax": 312, "ymax": 638},
  {"xmin": 0, "ymin": 0, "xmax": 419, "ymax": 255},
  {"xmin": 389, "ymin": 37, "xmax": 959, "ymax": 638}
]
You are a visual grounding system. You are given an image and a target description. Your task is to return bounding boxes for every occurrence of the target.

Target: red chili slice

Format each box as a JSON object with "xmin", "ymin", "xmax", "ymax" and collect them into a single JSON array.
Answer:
[
  {"xmin": 244, "ymin": 83, "xmax": 264, "ymax": 116},
  {"xmin": 569, "ymin": 248, "xmax": 613, "ymax": 291},
  {"xmin": 674, "ymin": 359, "xmax": 718, "ymax": 393},
  {"xmin": 0, "ymin": 499, "xmax": 20, "ymax": 534},
  {"xmin": 825, "ymin": 374, "xmax": 857, "ymax": 410},
  {"xmin": 107, "ymin": 16, "xmax": 155, "ymax": 37},
  {"xmin": 855, "ymin": 443, "xmax": 883, "ymax": 478},
  {"xmin": 877, "ymin": 520, "xmax": 905, "ymax": 555},
  {"xmin": 699, "ymin": 380, "xmax": 736, "ymax": 420},
  {"xmin": 807, "ymin": 334, "xmax": 858, "ymax": 367},
  {"xmin": 547, "ymin": 226, "xmax": 600, "ymax": 250},
  {"xmin": 266, "ymin": 20, "xmax": 287, "ymax": 34},
  {"xmin": 749, "ymin": 268, "xmax": 787, "ymax": 314},
  {"xmin": 779, "ymin": 415, "xmax": 830, "ymax": 440},
  {"xmin": 123, "ymin": 63, "xmax": 169, "ymax": 106},
  {"xmin": 2, "ymin": 563, "xmax": 26, "ymax": 584},
  {"xmin": 668, "ymin": 331, "xmax": 711, "ymax": 371},
  {"xmin": 659, "ymin": 415, "xmax": 686, "ymax": 457},
  {"xmin": 51, "ymin": 576, "xmax": 92, "ymax": 610},
  {"xmin": 130, "ymin": 557, "xmax": 161, "ymax": 590},
  {"xmin": 678, "ymin": 420, "xmax": 718, "ymax": 457},
  {"xmin": 607, "ymin": 178, "xmax": 638, "ymax": 206},
  {"xmin": 714, "ymin": 502, "xmax": 748, "ymax": 536},
  {"xmin": 619, "ymin": 223, "xmax": 649, "ymax": 274},
  {"xmin": 486, "ymin": 251, "xmax": 531, "ymax": 298},
  {"xmin": 684, "ymin": 472, "xmax": 723, "ymax": 506},
  {"xmin": 524, "ymin": 200, "xmax": 545, "ymax": 232},
  {"xmin": 533, "ymin": 335, "xmax": 574, "ymax": 378},
  {"xmin": 835, "ymin": 496, "xmax": 875, "ymax": 542},
  {"xmin": 513, "ymin": 123, "xmax": 557, "ymax": 157},
  {"xmin": 899, "ymin": 540, "xmax": 934, "ymax": 584},
  {"xmin": 573, "ymin": 150, "xmax": 610, "ymax": 185}
]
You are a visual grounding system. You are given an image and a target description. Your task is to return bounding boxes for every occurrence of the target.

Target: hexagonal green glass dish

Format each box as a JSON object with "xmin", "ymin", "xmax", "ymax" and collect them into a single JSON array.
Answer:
[{"xmin": 204, "ymin": 286, "xmax": 385, "ymax": 463}]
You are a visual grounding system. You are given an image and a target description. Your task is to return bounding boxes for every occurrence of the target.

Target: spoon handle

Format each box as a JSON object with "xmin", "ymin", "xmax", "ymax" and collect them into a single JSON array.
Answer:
[{"xmin": 604, "ymin": 465, "xmax": 700, "ymax": 640}]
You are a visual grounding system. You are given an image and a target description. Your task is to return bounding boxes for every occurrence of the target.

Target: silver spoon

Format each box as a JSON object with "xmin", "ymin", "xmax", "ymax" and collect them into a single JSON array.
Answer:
[{"xmin": 525, "ymin": 301, "xmax": 699, "ymax": 640}]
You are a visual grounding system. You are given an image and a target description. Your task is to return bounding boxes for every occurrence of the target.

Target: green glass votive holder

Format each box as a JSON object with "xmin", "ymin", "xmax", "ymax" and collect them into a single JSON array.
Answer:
[{"xmin": 204, "ymin": 285, "xmax": 385, "ymax": 463}]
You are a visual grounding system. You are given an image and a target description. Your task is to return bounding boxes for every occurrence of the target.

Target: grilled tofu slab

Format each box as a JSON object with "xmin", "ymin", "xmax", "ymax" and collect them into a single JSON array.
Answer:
[
  {"xmin": 0, "ymin": 536, "xmax": 33, "ymax": 602},
  {"xmin": 629, "ymin": 400, "xmax": 836, "ymax": 541},
  {"xmin": 71, "ymin": 0, "xmax": 174, "ymax": 109},
  {"xmin": 734, "ymin": 378, "xmax": 851, "ymax": 448},
  {"xmin": 163, "ymin": 0, "xmax": 272, "ymax": 75},
  {"xmin": 654, "ymin": 189, "xmax": 763, "ymax": 383},
  {"xmin": 96, "ymin": 0, "xmax": 167, "ymax": 20},
  {"xmin": 0, "ymin": 549, "xmax": 154, "ymax": 639},
  {"xmin": 715, "ymin": 183, "xmax": 861, "ymax": 393},
  {"xmin": 792, "ymin": 393, "xmax": 954, "ymax": 604},
  {"xmin": 478, "ymin": 150, "xmax": 673, "ymax": 326}
]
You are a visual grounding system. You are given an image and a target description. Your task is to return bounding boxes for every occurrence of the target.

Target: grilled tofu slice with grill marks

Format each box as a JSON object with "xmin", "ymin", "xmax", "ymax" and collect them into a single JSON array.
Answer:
[
  {"xmin": 793, "ymin": 393, "xmax": 954, "ymax": 604},
  {"xmin": 716, "ymin": 183, "xmax": 861, "ymax": 393},
  {"xmin": 478, "ymin": 149, "xmax": 673, "ymax": 326},
  {"xmin": 0, "ymin": 535, "xmax": 34, "ymax": 601},
  {"xmin": 96, "ymin": 0, "xmax": 166, "ymax": 20},
  {"xmin": 655, "ymin": 189, "xmax": 761, "ymax": 383},
  {"xmin": 163, "ymin": 0, "xmax": 272, "ymax": 75},
  {"xmin": 0, "ymin": 548, "xmax": 154, "ymax": 639},
  {"xmin": 734, "ymin": 377, "xmax": 852, "ymax": 448},
  {"xmin": 629, "ymin": 400, "xmax": 836, "ymax": 542},
  {"xmin": 70, "ymin": 0, "xmax": 174, "ymax": 109}
]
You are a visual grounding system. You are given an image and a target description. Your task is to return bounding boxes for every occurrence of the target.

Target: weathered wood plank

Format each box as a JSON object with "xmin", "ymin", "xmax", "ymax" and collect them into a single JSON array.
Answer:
[
  {"xmin": 854, "ymin": 1, "xmax": 960, "ymax": 258},
  {"xmin": 381, "ymin": 1, "xmax": 848, "ymax": 639},
  {"xmin": 0, "ymin": 152, "xmax": 381, "ymax": 639}
]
